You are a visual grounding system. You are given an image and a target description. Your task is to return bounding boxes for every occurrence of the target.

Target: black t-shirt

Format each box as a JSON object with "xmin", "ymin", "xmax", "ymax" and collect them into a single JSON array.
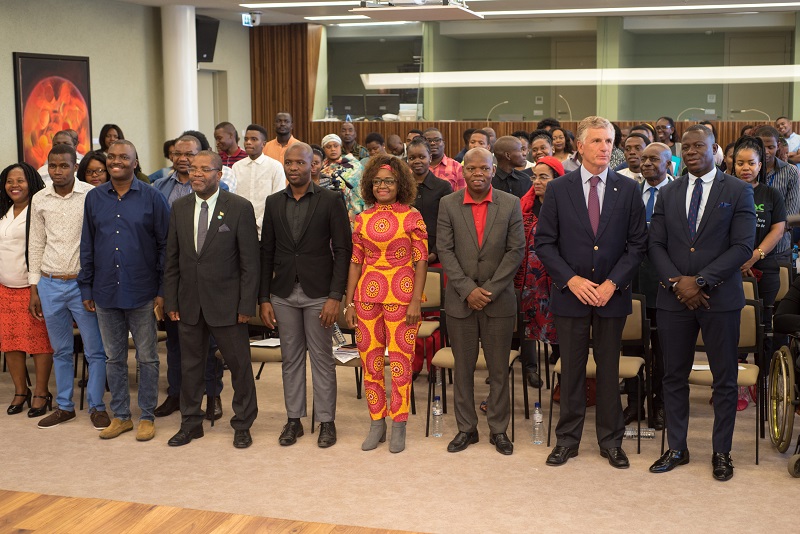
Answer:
[{"xmin": 753, "ymin": 183, "xmax": 786, "ymax": 268}]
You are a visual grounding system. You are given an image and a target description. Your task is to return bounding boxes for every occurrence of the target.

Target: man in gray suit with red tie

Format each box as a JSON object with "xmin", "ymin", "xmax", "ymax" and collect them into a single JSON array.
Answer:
[
  {"xmin": 536, "ymin": 116, "xmax": 648, "ymax": 469},
  {"xmin": 648, "ymin": 125, "xmax": 755, "ymax": 481},
  {"xmin": 164, "ymin": 150, "xmax": 260, "ymax": 449}
]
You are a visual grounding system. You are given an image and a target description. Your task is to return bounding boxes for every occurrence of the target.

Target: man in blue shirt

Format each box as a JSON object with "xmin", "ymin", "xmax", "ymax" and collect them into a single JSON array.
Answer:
[{"xmin": 79, "ymin": 139, "xmax": 170, "ymax": 442}]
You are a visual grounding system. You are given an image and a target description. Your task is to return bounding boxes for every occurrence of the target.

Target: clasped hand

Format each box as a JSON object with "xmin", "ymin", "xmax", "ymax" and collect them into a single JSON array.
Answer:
[
  {"xmin": 567, "ymin": 276, "xmax": 615, "ymax": 307},
  {"xmin": 669, "ymin": 276, "xmax": 710, "ymax": 310}
]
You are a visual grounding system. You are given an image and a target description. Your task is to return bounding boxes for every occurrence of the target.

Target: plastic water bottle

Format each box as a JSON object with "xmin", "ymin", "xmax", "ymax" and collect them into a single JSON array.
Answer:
[
  {"xmin": 345, "ymin": 113, "xmax": 352, "ymax": 123},
  {"xmin": 325, "ymin": 103, "xmax": 333, "ymax": 119},
  {"xmin": 432, "ymin": 396, "xmax": 444, "ymax": 437},
  {"xmin": 435, "ymin": 368, "xmax": 442, "ymax": 386},
  {"xmin": 793, "ymin": 245, "xmax": 799, "ymax": 273},
  {"xmin": 532, "ymin": 402, "xmax": 544, "ymax": 444},
  {"xmin": 624, "ymin": 426, "xmax": 656, "ymax": 439}
]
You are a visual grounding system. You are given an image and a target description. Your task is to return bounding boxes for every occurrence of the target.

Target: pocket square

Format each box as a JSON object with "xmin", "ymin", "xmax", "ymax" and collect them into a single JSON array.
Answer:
[
  {"xmin": 718, "ymin": 202, "xmax": 731, "ymax": 208},
  {"xmin": 219, "ymin": 224, "xmax": 231, "ymax": 232}
]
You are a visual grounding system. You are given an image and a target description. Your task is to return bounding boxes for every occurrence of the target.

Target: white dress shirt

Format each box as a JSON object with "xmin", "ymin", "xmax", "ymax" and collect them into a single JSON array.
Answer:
[
  {"xmin": 0, "ymin": 205, "xmax": 30, "ymax": 288},
  {"xmin": 642, "ymin": 175, "xmax": 672, "ymax": 205},
  {"xmin": 580, "ymin": 166, "xmax": 609, "ymax": 213},
  {"xmin": 685, "ymin": 168, "xmax": 716, "ymax": 231},
  {"xmin": 193, "ymin": 188, "xmax": 220, "ymax": 252},
  {"xmin": 617, "ymin": 167, "xmax": 642, "ymax": 183},
  {"xmin": 231, "ymin": 154, "xmax": 286, "ymax": 239}
]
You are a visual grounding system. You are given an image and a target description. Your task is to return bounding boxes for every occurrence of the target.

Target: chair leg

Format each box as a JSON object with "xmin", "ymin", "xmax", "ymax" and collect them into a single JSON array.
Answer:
[
  {"xmin": 543, "ymin": 344, "xmax": 550, "ymax": 390},
  {"xmin": 79, "ymin": 356, "xmax": 87, "ymax": 411},
  {"xmin": 24, "ymin": 364, "xmax": 32, "ymax": 388},
  {"xmin": 425, "ymin": 366, "xmax": 434, "ymax": 437},
  {"xmin": 255, "ymin": 362, "xmax": 266, "ymax": 380},
  {"xmin": 637, "ymin": 375, "xmax": 642, "ymax": 455},
  {"xmin": 448, "ymin": 368, "xmax": 453, "ymax": 385},
  {"xmin": 522, "ymin": 360, "xmax": 530, "ymax": 420},
  {"xmin": 410, "ymin": 381, "xmax": 416, "ymax": 416},
  {"xmin": 441, "ymin": 370, "xmax": 448, "ymax": 415},
  {"xmin": 546, "ymin": 371, "xmax": 555, "ymax": 447},
  {"xmin": 311, "ymin": 400, "xmax": 315, "ymax": 433},
  {"xmin": 661, "ymin": 424, "xmax": 666, "ymax": 455},
  {"xmin": 755, "ymin": 378, "xmax": 760, "ymax": 465},
  {"xmin": 510, "ymin": 367, "xmax": 515, "ymax": 442}
]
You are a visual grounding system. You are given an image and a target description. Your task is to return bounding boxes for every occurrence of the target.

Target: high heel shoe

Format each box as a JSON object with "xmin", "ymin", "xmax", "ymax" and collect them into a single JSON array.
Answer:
[
  {"xmin": 27, "ymin": 392, "xmax": 53, "ymax": 418},
  {"xmin": 7, "ymin": 389, "xmax": 31, "ymax": 415}
]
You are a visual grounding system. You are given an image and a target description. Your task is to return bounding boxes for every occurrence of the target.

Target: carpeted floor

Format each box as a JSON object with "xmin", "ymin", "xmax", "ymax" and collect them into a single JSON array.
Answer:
[{"xmin": 0, "ymin": 347, "xmax": 797, "ymax": 533}]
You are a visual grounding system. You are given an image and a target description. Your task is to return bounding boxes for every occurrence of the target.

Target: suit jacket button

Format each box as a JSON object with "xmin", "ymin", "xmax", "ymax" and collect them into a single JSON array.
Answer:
[
  {"xmin": 593, "ymin": 246, "xmax": 599, "ymax": 251},
  {"xmin": 690, "ymin": 247, "xmax": 695, "ymax": 252}
]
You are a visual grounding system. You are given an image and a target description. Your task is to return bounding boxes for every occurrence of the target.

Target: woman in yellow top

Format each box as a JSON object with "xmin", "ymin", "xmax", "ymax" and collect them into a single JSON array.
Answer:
[{"xmin": 344, "ymin": 155, "xmax": 428, "ymax": 453}]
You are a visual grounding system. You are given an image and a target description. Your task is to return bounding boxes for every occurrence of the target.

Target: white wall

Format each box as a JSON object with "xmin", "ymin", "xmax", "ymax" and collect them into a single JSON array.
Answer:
[{"xmin": 0, "ymin": 0, "xmax": 252, "ymax": 173}]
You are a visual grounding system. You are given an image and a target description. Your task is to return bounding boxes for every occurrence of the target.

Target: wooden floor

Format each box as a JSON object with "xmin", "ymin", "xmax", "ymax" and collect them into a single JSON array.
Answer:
[{"xmin": 0, "ymin": 490, "xmax": 419, "ymax": 534}]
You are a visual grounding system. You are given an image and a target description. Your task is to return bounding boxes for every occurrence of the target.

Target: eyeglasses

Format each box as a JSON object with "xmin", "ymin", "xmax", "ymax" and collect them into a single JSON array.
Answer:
[
  {"xmin": 424, "ymin": 137, "xmax": 444, "ymax": 144},
  {"xmin": 189, "ymin": 167, "xmax": 221, "ymax": 174},
  {"xmin": 173, "ymin": 151, "xmax": 197, "ymax": 159},
  {"xmin": 85, "ymin": 169, "xmax": 106, "ymax": 177},
  {"xmin": 372, "ymin": 178, "xmax": 396, "ymax": 187},
  {"xmin": 655, "ymin": 125, "xmax": 672, "ymax": 131}
]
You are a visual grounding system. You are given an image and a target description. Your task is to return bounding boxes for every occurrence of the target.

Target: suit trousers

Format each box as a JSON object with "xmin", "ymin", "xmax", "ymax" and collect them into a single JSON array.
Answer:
[
  {"xmin": 447, "ymin": 311, "xmax": 515, "ymax": 435},
  {"xmin": 164, "ymin": 315, "xmax": 223, "ymax": 398},
  {"xmin": 553, "ymin": 313, "xmax": 626, "ymax": 449},
  {"xmin": 178, "ymin": 310, "xmax": 258, "ymax": 431},
  {"xmin": 658, "ymin": 308, "xmax": 740, "ymax": 452},
  {"xmin": 271, "ymin": 283, "xmax": 337, "ymax": 422}
]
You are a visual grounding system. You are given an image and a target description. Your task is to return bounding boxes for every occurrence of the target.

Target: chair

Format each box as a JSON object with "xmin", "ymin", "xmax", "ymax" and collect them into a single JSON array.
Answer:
[
  {"xmin": 661, "ymin": 299, "xmax": 763, "ymax": 464},
  {"xmin": 416, "ymin": 268, "xmax": 444, "ymax": 375},
  {"xmin": 546, "ymin": 294, "xmax": 650, "ymax": 453},
  {"xmin": 774, "ymin": 264, "xmax": 792, "ymax": 305},
  {"xmin": 741, "ymin": 276, "xmax": 759, "ymax": 302}
]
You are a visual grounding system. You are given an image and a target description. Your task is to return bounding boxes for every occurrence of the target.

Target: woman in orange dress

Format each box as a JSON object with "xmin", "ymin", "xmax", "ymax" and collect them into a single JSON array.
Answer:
[{"xmin": 344, "ymin": 155, "xmax": 428, "ymax": 453}]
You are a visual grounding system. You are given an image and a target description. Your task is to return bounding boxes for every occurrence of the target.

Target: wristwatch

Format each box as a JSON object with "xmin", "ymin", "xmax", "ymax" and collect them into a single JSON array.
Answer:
[{"xmin": 695, "ymin": 276, "xmax": 707, "ymax": 287}]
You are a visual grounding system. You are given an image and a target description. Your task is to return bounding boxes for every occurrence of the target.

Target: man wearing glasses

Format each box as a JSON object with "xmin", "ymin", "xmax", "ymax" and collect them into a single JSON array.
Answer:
[{"xmin": 424, "ymin": 128, "xmax": 466, "ymax": 191}]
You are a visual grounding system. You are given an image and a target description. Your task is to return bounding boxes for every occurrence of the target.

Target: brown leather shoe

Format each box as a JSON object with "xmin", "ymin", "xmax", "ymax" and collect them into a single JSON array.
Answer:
[
  {"xmin": 37, "ymin": 408, "xmax": 76, "ymax": 429},
  {"xmin": 89, "ymin": 409, "xmax": 111, "ymax": 430}
]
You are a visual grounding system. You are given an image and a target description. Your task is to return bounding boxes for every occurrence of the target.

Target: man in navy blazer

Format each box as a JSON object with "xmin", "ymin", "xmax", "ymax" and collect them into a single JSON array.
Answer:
[
  {"xmin": 536, "ymin": 116, "xmax": 647, "ymax": 469},
  {"xmin": 648, "ymin": 125, "xmax": 755, "ymax": 481}
]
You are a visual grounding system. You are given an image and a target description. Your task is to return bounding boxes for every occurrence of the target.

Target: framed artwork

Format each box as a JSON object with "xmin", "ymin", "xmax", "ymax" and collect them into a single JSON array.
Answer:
[{"xmin": 13, "ymin": 52, "xmax": 92, "ymax": 169}]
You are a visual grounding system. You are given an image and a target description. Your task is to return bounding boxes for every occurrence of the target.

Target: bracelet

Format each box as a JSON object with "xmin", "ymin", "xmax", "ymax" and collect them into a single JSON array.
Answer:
[
  {"xmin": 757, "ymin": 248, "xmax": 766, "ymax": 260},
  {"xmin": 342, "ymin": 302, "xmax": 355, "ymax": 316}
]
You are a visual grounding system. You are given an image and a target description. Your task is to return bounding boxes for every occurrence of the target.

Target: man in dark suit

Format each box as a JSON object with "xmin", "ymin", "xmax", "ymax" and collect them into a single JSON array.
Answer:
[
  {"xmin": 259, "ymin": 143, "xmax": 352, "ymax": 448},
  {"xmin": 535, "ymin": 116, "xmax": 648, "ymax": 469},
  {"xmin": 164, "ymin": 150, "xmax": 260, "ymax": 449},
  {"xmin": 648, "ymin": 125, "xmax": 755, "ymax": 481},
  {"xmin": 437, "ymin": 147, "xmax": 525, "ymax": 455}
]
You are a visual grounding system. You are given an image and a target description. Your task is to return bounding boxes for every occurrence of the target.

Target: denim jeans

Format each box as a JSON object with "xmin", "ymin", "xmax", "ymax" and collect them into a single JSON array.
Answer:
[
  {"xmin": 96, "ymin": 302, "xmax": 159, "ymax": 421},
  {"xmin": 37, "ymin": 276, "xmax": 107, "ymax": 412}
]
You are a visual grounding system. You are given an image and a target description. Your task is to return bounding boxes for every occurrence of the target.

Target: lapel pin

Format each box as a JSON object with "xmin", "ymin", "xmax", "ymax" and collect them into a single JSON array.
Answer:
[
  {"xmin": 614, "ymin": 188, "xmax": 617, "ymax": 191},
  {"xmin": 218, "ymin": 211, "xmax": 224, "ymax": 219}
]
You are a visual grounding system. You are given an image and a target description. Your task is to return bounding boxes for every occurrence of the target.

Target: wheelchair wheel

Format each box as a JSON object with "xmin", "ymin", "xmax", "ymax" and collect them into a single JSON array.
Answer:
[
  {"xmin": 768, "ymin": 346, "xmax": 795, "ymax": 453},
  {"xmin": 789, "ymin": 455, "xmax": 800, "ymax": 478}
]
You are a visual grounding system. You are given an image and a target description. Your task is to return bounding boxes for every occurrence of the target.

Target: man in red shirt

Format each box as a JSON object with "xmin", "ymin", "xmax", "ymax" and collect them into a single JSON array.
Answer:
[
  {"xmin": 214, "ymin": 122, "xmax": 247, "ymax": 168},
  {"xmin": 424, "ymin": 128, "xmax": 466, "ymax": 191}
]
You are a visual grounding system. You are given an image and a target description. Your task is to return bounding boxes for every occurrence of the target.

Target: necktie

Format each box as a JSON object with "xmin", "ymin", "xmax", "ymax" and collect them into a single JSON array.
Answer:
[
  {"xmin": 645, "ymin": 187, "xmax": 656, "ymax": 223},
  {"xmin": 687, "ymin": 179, "xmax": 703, "ymax": 240},
  {"xmin": 588, "ymin": 175, "xmax": 600, "ymax": 235},
  {"xmin": 197, "ymin": 201, "xmax": 209, "ymax": 252}
]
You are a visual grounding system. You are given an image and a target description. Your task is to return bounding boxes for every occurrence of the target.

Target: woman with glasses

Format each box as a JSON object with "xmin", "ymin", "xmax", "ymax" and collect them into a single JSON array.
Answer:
[
  {"xmin": 76, "ymin": 151, "xmax": 108, "ymax": 187},
  {"xmin": 344, "ymin": 155, "xmax": 428, "ymax": 453}
]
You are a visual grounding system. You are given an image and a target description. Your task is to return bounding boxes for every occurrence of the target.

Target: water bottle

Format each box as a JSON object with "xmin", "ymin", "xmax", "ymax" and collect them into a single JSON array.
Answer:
[
  {"xmin": 345, "ymin": 113, "xmax": 352, "ymax": 123},
  {"xmin": 624, "ymin": 426, "xmax": 656, "ymax": 439},
  {"xmin": 432, "ymin": 396, "xmax": 444, "ymax": 437},
  {"xmin": 332, "ymin": 323, "xmax": 347, "ymax": 347},
  {"xmin": 435, "ymin": 367, "xmax": 442, "ymax": 386},
  {"xmin": 532, "ymin": 402, "xmax": 544, "ymax": 445},
  {"xmin": 325, "ymin": 103, "xmax": 333, "ymax": 119},
  {"xmin": 793, "ymin": 245, "xmax": 799, "ymax": 273}
]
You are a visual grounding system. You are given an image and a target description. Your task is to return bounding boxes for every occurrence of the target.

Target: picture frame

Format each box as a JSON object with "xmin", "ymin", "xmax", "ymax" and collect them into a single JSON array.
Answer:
[{"xmin": 13, "ymin": 52, "xmax": 93, "ymax": 169}]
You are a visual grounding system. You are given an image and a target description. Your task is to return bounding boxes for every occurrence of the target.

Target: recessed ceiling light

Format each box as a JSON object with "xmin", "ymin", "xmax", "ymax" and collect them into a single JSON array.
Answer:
[
  {"xmin": 479, "ymin": 3, "xmax": 800, "ymax": 16},
  {"xmin": 240, "ymin": 2, "xmax": 360, "ymax": 8},
  {"xmin": 335, "ymin": 20, "xmax": 417, "ymax": 26},
  {"xmin": 305, "ymin": 15, "xmax": 369, "ymax": 21}
]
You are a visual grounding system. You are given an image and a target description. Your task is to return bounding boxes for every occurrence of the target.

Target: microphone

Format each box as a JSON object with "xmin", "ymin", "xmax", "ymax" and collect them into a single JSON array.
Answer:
[
  {"xmin": 557, "ymin": 94, "xmax": 573, "ymax": 121},
  {"xmin": 486, "ymin": 100, "xmax": 509, "ymax": 122}
]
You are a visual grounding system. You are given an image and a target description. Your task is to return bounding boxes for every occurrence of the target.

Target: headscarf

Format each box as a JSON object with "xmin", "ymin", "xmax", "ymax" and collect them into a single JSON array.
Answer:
[
  {"xmin": 520, "ymin": 156, "xmax": 565, "ymax": 213},
  {"xmin": 321, "ymin": 134, "xmax": 342, "ymax": 147}
]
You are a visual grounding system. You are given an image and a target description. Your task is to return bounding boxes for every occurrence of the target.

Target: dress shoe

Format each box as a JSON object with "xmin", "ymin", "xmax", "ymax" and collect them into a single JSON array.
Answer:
[
  {"xmin": 362, "ymin": 418, "xmax": 387, "ymax": 451},
  {"xmin": 37, "ymin": 408, "xmax": 76, "ymax": 429},
  {"xmin": 154, "ymin": 395, "xmax": 180, "ymax": 417},
  {"xmin": 600, "ymin": 447, "xmax": 630, "ymax": 469},
  {"xmin": 447, "ymin": 430, "xmax": 479, "ymax": 453},
  {"xmin": 278, "ymin": 420, "xmax": 304, "ymax": 446},
  {"xmin": 489, "ymin": 433, "xmax": 514, "ymax": 455},
  {"xmin": 205, "ymin": 396, "xmax": 222, "ymax": 421},
  {"xmin": 546, "ymin": 445, "xmax": 579, "ymax": 466},
  {"xmin": 652, "ymin": 407, "xmax": 665, "ymax": 431},
  {"xmin": 7, "ymin": 389, "xmax": 31, "ymax": 415},
  {"xmin": 27, "ymin": 393, "xmax": 52, "ymax": 418},
  {"xmin": 389, "ymin": 421, "xmax": 407, "ymax": 453},
  {"xmin": 649, "ymin": 449, "xmax": 690, "ymax": 473},
  {"xmin": 167, "ymin": 426, "xmax": 204, "ymax": 446},
  {"xmin": 317, "ymin": 421, "xmax": 337, "ymax": 448},
  {"xmin": 526, "ymin": 371, "xmax": 543, "ymax": 389},
  {"xmin": 233, "ymin": 429, "xmax": 253, "ymax": 449},
  {"xmin": 623, "ymin": 405, "xmax": 645, "ymax": 425},
  {"xmin": 712, "ymin": 452, "xmax": 734, "ymax": 481}
]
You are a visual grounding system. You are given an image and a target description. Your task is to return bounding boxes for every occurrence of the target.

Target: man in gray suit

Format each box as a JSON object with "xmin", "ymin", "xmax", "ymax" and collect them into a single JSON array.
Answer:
[
  {"xmin": 437, "ymin": 147, "xmax": 525, "ymax": 455},
  {"xmin": 164, "ymin": 150, "xmax": 260, "ymax": 449}
]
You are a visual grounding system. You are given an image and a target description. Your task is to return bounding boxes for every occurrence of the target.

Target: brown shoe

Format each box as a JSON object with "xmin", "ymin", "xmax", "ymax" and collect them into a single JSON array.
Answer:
[
  {"xmin": 99, "ymin": 418, "xmax": 134, "ymax": 439},
  {"xmin": 136, "ymin": 420, "xmax": 156, "ymax": 442},
  {"xmin": 89, "ymin": 409, "xmax": 111, "ymax": 430},
  {"xmin": 37, "ymin": 408, "xmax": 76, "ymax": 429}
]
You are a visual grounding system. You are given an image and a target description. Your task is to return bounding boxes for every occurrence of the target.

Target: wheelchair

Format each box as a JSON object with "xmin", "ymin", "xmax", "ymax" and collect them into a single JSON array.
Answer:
[{"xmin": 768, "ymin": 334, "xmax": 800, "ymax": 477}]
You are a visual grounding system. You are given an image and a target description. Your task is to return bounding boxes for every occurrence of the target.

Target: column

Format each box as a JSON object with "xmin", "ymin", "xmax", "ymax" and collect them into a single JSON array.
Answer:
[{"xmin": 161, "ymin": 5, "xmax": 198, "ymax": 137}]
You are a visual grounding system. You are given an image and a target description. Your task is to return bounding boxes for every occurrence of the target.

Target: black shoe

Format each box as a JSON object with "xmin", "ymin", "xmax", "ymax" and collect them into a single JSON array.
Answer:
[
  {"xmin": 447, "ymin": 431, "xmax": 479, "ymax": 452},
  {"xmin": 649, "ymin": 449, "xmax": 690, "ymax": 473},
  {"xmin": 546, "ymin": 445, "xmax": 579, "ymax": 466},
  {"xmin": 526, "ymin": 371, "xmax": 543, "ymax": 389},
  {"xmin": 27, "ymin": 392, "xmax": 52, "ymax": 418},
  {"xmin": 278, "ymin": 420, "xmax": 304, "ymax": 446},
  {"xmin": 317, "ymin": 421, "xmax": 337, "ymax": 448},
  {"xmin": 233, "ymin": 429, "xmax": 253, "ymax": 449},
  {"xmin": 600, "ymin": 447, "xmax": 630, "ymax": 469},
  {"xmin": 623, "ymin": 405, "xmax": 645, "ymax": 425},
  {"xmin": 154, "ymin": 395, "xmax": 180, "ymax": 417},
  {"xmin": 7, "ymin": 390, "xmax": 32, "ymax": 415},
  {"xmin": 489, "ymin": 433, "xmax": 513, "ymax": 455},
  {"xmin": 712, "ymin": 452, "xmax": 734, "ymax": 481},
  {"xmin": 204, "ymin": 396, "xmax": 222, "ymax": 421},
  {"xmin": 167, "ymin": 426, "xmax": 204, "ymax": 447},
  {"xmin": 652, "ymin": 407, "xmax": 665, "ymax": 431}
]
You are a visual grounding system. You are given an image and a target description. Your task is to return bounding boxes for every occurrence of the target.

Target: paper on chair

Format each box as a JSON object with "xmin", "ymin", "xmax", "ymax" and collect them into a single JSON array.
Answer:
[
  {"xmin": 250, "ymin": 338, "xmax": 280, "ymax": 347},
  {"xmin": 692, "ymin": 364, "xmax": 747, "ymax": 371}
]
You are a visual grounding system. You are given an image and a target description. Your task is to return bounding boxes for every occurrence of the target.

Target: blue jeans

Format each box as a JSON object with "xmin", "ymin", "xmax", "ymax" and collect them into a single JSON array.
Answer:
[
  {"xmin": 37, "ymin": 277, "xmax": 107, "ymax": 412},
  {"xmin": 96, "ymin": 302, "xmax": 159, "ymax": 421}
]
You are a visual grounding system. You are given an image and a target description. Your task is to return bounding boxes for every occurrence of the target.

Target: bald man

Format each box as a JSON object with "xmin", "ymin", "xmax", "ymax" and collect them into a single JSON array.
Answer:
[{"xmin": 492, "ymin": 136, "xmax": 532, "ymax": 199}]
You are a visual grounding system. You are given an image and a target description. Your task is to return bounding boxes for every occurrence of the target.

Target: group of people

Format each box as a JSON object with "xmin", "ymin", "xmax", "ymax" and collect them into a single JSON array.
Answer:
[{"xmin": 1, "ymin": 111, "xmax": 798, "ymax": 477}]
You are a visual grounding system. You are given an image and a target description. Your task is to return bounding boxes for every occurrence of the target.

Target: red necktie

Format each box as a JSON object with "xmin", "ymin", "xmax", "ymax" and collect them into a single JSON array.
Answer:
[{"xmin": 588, "ymin": 175, "xmax": 600, "ymax": 235}]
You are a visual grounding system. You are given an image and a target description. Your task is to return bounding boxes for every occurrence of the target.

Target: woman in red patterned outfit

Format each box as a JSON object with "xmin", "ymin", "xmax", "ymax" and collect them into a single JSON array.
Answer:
[{"xmin": 344, "ymin": 155, "xmax": 428, "ymax": 453}]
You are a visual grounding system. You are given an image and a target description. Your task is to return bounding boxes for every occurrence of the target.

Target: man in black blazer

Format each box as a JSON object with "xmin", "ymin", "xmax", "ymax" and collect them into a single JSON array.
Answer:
[
  {"xmin": 648, "ymin": 125, "xmax": 755, "ymax": 481},
  {"xmin": 259, "ymin": 143, "xmax": 352, "ymax": 448},
  {"xmin": 535, "ymin": 116, "xmax": 647, "ymax": 469},
  {"xmin": 164, "ymin": 150, "xmax": 260, "ymax": 449}
]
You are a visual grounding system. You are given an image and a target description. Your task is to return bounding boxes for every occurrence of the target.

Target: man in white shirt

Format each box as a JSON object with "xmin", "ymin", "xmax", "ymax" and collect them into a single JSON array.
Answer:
[
  {"xmin": 617, "ymin": 133, "xmax": 650, "ymax": 183},
  {"xmin": 37, "ymin": 130, "xmax": 83, "ymax": 185},
  {"xmin": 776, "ymin": 116, "xmax": 800, "ymax": 167},
  {"xmin": 231, "ymin": 124, "xmax": 286, "ymax": 239}
]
